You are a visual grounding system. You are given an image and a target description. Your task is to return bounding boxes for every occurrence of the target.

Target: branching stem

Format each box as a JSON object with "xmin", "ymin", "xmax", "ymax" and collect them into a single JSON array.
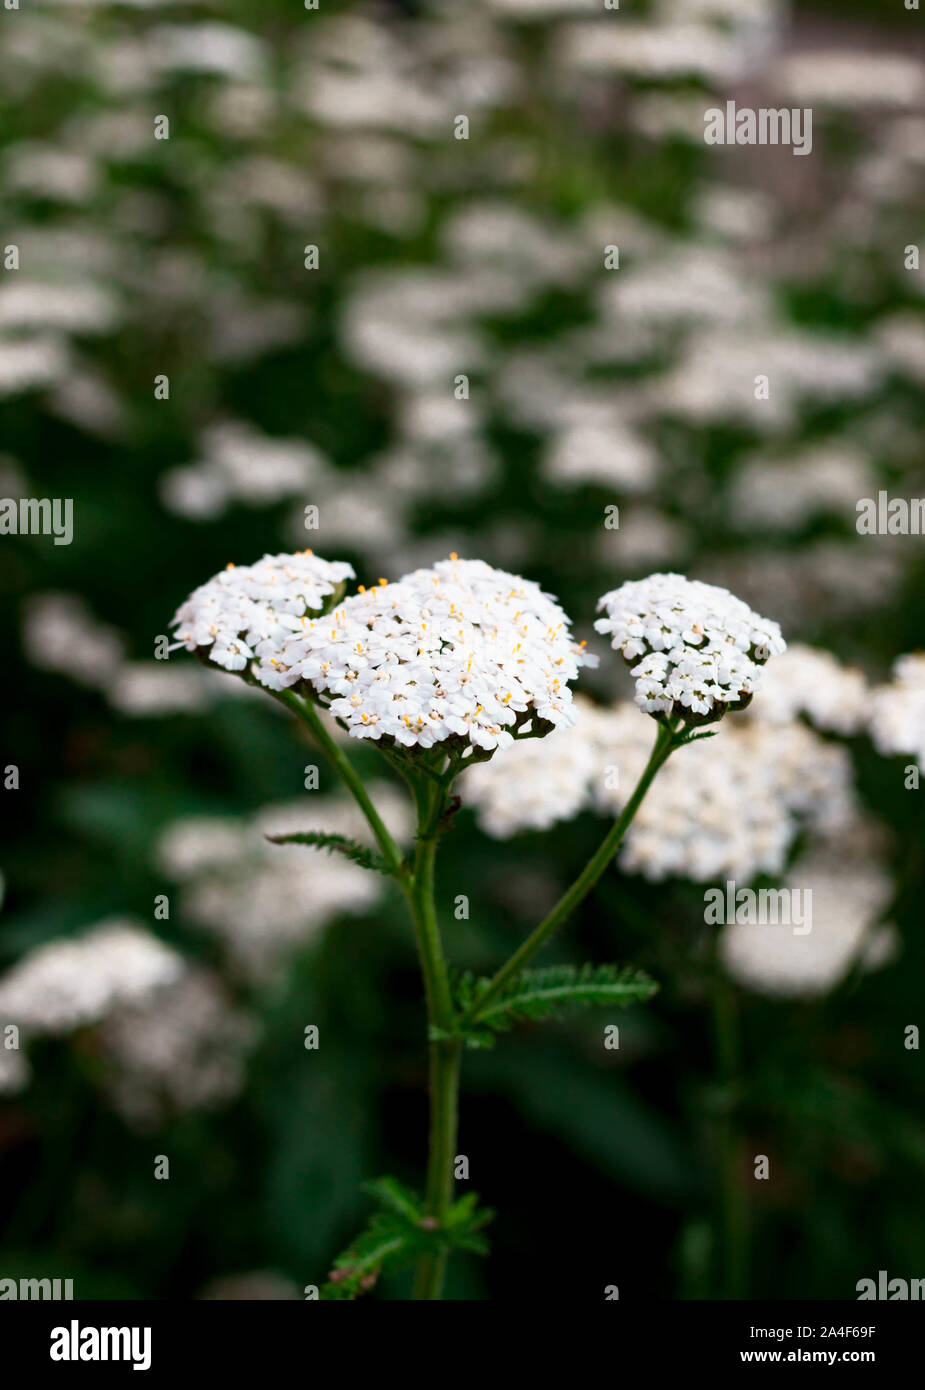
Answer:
[
  {"xmin": 275, "ymin": 690, "xmax": 689, "ymax": 1301},
  {"xmin": 460, "ymin": 719, "xmax": 680, "ymax": 1027}
]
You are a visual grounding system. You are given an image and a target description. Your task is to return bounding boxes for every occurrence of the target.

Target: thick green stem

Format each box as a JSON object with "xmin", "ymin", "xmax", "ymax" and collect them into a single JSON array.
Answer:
[
  {"xmin": 412, "ymin": 1037, "xmax": 463, "ymax": 1299},
  {"xmin": 407, "ymin": 780, "xmax": 460, "ymax": 1300},
  {"xmin": 274, "ymin": 689, "xmax": 407, "ymax": 881},
  {"xmin": 407, "ymin": 807, "xmax": 453, "ymax": 1024},
  {"xmin": 461, "ymin": 720, "xmax": 678, "ymax": 1027}
]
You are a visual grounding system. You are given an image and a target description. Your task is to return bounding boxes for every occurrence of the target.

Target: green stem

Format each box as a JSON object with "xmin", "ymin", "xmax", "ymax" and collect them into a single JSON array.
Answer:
[
  {"xmin": 712, "ymin": 968, "xmax": 748, "ymax": 1299},
  {"xmin": 274, "ymin": 690, "xmax": 686, "ymax": 1301},
  {"xmin": 412, "ymin": 1036, "xmax": 463, "ymax": 1300},
  {"xmin": 273, "ymin": 689, "xmax": 407, "ymax": 881},
  {"xmin": 461, "ymin": 719, "xmax": 678, "ymax": 1027},
  {"xmin": 275, "ymin": 689, "xmax": 463, "ymax": 1297},
  {"xmin": 407, "ymin": 788, "xmax": 454, "ymax": 1023},
  {"xmin": 275, "ymin": 689, "xmax": 464, "ymax": 1297},
  {"xmin": 407, "ymin": 779, "xmax": 460, "ymax": 1300}
]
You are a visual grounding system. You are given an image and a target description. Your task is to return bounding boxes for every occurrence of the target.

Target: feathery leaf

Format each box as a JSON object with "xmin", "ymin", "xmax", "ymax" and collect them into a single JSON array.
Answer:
[
  {"xmin": 452, "ymin": 963, "xmax": 659, "ymax": 1046},
  {"xmin": 265, "ymin": 829, "xmax": 392, "ymax": 876},
  {"xmin": 320, "ymin": 1176, "xmax": 494, "ymax": 1299}
]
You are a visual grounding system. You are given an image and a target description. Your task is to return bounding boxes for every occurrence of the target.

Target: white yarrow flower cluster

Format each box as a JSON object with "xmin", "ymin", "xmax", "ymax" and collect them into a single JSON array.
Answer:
[
  {"xmin": 593, "ymin": 711, "xmax": 857, "ymax": 883},
  {"xmin": 98, "ymin": 970, "xmax": 257, "ymax": 1128},
  {"xmin": 719, "ymin": 849, "xmax": 896, "ymax": 998},
  {"xmin": 869, "ymin": 654, "xmax": 925, "ymax": 772},
  {"xmin": 263, "ymin": 555, "xmax": 596, "ymax": 751},
  {"xmin": 753, "ymin": 643, "xmax": 870, "ymax": 736},
  {"xmin": 463, "ymin": 700, "xmax": 857, "ymax": 882},
  {"xmin": 462, "ymin": 709, "xmax": 598, "ymax": 836},
  {"xmin": 170, "ymin": 550, "xmax": 354, "ymax": 674},
  {"xmin": 595, "ymin": 572, "xmax": 785, "ymax": 722},
  {"xmin": 0, "ymin": 920, "xmax": 183, "ymax": 1034}
]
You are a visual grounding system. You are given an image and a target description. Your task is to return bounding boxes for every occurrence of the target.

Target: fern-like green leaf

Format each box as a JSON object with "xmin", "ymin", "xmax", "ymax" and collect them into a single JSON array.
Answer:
[
  {"xmin": 364, "ymin": 1175, "xmax": 424, "ymax": 1224},
  {"xmin": 320, "ymin": 1176, "xmax": 494, "ymax": 1299},
  {"xmin": 322, "ymin": 1216, "xmax": 411, "ymax": 1300},
  {"xmin": 453, "ymin": 963, "xmax": 659, "ymax": 1046},
  {"xmin": 265, "ymin": 830, "xmax": 392, "ymax": 876}
]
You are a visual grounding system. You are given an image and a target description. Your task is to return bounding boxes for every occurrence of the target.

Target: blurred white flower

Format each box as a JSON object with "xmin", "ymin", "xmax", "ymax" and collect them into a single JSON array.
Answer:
[
  {"xmin": 601, "ymin": 714, "xmax": 857, "ymax": 882},
  {"xmin": 442, "ymin": 203, "xmax": 586, "ymax": 292},
  {"xmin": 654, "ymin": 326, "xmax": 881, "ymax": 431},
  {"xmin": 23, "ymin": 593, "xmax": 124, "ymax": 687},
  {"xmin": 161, "ymin": 422, "xmax": 327, "ymax": 520},
  {"xmin": 560, "ymin": 21, "xmax": 741, "ymax": 81},
  {"xmin": 341, "ymin": 269, "xmax": 486, "ymax": 387},
  {"xmin": 876, "ymin": 315, "xmax": 925, "ymax": 386},
  {"xmin": 147, "ymin": 23, "xmax": 268, "ymax": 81},
  {"xmin": 462, "ymin": 706, "xmax": 597, "ymax": 836},
  {"xmin": 753, "ymin": 644, "xmax": 870, "ymax": 736},
  {"xmin": 157, "ymin": 785, "xmax": 412, "ymax": 978},
  {"xmin": 690, "ymin": 185, "xmax": 776, "ymax": 241},
  {"xmin": 297, "ymin": 18, "xmax": 448, "ymax": 136},
  {"xmin": 48, "ymin": 367, "xmax": 127, "ymax": 439},
  {"xmin": 727, "ymin": 444, "xmax": 874, "ymax": 533},
  {"xmin": 869, "ymin": 654, "xmax": 925, "ymax": 772},
  {"xmin": 98, "ymin": 969, "xmax": 257, "ymax": 1127},
  {"xmin": 543, "ymin": 411, "xmax": 656, "ymax": 492},
  {"xmin": 4, "ymin": 143, "xmax": 98, "ymax": 204},
  {"xmin": 604, "ymin": 247, "xmax": 769, "ymax": 328},
  {"xmin": 599, "ymin": 507, "xmax": 687, "ymax": 569},
  {"xmin": 773, "ymin": 51, "xmax": 925, "ymax": 109},
  {"xmin": 0, "ymin": 920, "xmax": 183, "ymax": 1034},
  {"xmin": 463, "ymin": 698, "xmax": 856, "ymax": 883},
  {"xmin": 399, "ymin": 390, "xmax": 482, "ymax": 444},
  {"xmin": 0, "ymin": 281, "xmax": 118, "ymax": 335},
  {"xmin": 485, "ymin": 0, "xmax": 600, "ymax": 14},
  {"xmin": 109, "ymin": 663, "xmax": 214, "ymax": 716},
  {"xmin": 0, "ymin": 336, "xmax": 69, "ymax": 396},
  {"xmin": 720, "ymin": 848, "xmax": 895, "ymax": 997}
]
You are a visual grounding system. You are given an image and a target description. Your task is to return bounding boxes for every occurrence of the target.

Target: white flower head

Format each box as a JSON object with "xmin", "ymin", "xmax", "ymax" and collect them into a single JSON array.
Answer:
[
  {"xmin": 263, "ymin": 555, "xmax": 597, "ymax": 753},
  {"xmin": 170, "ymin": 550, "xmax": 355, "ymax": 676},
  {"xmin": 595, "ymin": 572, "xmax": 785, "ymax": 724}
]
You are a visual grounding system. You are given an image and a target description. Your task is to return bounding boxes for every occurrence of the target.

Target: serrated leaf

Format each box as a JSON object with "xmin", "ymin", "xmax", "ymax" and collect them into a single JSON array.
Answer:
[
  {"xmin": 454, "ymin": 963, "xmax": 659, "ymax": 1044},
  {"xmin": 320, "ymin": 1177, "xmax": 494, "ymax": 1299},
  {"xmin": 363, "ymin": 1175, "xmax": 424, "ymax": 1224},
  {"xmin": 265, "ymin": 830, "xmax": 392, "ymax": 876},
  {"xmin": 322, "ymin": 1216, "xmax": 410, "ymax": 1300},
  {"xmin": 678, "ymin": 729, "xmax": 718, "ymax": 746}
]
